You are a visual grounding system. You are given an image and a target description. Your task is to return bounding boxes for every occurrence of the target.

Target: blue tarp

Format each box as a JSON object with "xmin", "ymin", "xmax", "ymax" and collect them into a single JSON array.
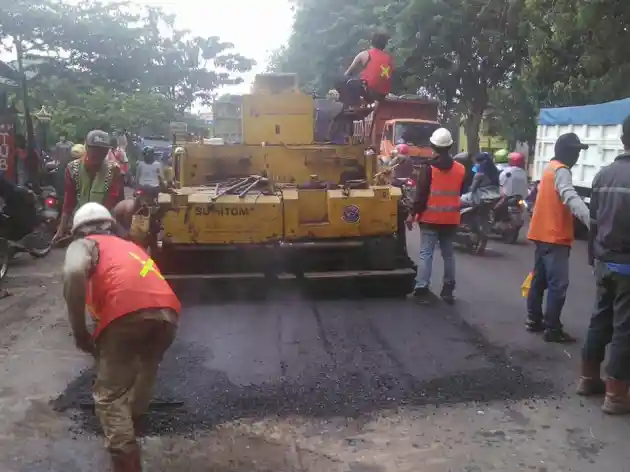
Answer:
[{"xmin": 538, "ymin": 98, "xmax": 630, "ymax": 126}]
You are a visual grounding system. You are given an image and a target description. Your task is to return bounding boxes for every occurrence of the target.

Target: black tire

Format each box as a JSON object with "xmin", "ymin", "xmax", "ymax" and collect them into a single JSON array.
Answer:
[
  {"xmin": 0, "ymin": 239, "xmax": 10, "ymax": 283},
  {"xmin": 502, "ymin": 226, "xmax": 521, "ymax": 244},
  {"xmin": 27, "ymin": 224, "xmax": 54, "ymax": 258},
  {"xmin": 471, "ymin": 235, "xmax": 487, "ymax": 256}
]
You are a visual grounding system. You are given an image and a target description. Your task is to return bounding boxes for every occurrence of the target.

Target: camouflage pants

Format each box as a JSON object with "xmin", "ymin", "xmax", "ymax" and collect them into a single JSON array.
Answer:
[{"xmin": 93, "ymin": 309, "xmax": 177, "ymax": 454}]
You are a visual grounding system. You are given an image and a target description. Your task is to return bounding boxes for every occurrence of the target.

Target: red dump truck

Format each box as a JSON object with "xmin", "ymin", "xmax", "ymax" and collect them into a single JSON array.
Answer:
[{"xmin": 354, "ymin": 97, "xmax": 440, "ymax": 161}]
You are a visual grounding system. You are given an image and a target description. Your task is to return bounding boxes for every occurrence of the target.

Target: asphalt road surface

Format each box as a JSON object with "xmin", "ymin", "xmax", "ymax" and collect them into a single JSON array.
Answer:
[{"xmin": 1, "ymin": 229, "xmax": 630, "ymax": 471}]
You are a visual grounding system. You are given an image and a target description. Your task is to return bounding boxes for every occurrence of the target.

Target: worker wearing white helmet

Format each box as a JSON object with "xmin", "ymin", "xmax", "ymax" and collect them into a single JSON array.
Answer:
[
  {"xmin": 64, "ymin": 202, "xmax": 181, "ymax": 471},
  {"xmin": 407, "ymin": 127, "xmax": 466, "ymax": 304}
]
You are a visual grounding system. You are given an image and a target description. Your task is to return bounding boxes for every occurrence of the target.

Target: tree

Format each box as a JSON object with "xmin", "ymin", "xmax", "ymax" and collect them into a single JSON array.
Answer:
[
  {"xmin": 391, "ymin": 0, "xmax": 529, "ymax": 154},
  {"xmin": 47, "ymin": 88, "xmax": 178, "ymax": 140},
  {"xmin": 0, "ymin": 0, "xmax": 255, "ymax": 142},
  {"xmin": 489, "ymin": 76, "xmax": 538, "ymax": 149},
  {"xmin": 526, "ymin": 0, "xmax": 630, "ymax": 107},
  {"xmin": 1, "ymin": 2, "xmax": 255, "ymax": 107},
  {"xmin": 150, "ymin": 29, "xmax": 255, "ymax": 112}
]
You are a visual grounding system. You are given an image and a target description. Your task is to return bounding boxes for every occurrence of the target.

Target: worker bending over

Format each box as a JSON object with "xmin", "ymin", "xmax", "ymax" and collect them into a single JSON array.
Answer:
[{"xmin": 63, "ymin": 202, "xmax": 181, "ymax": 472}]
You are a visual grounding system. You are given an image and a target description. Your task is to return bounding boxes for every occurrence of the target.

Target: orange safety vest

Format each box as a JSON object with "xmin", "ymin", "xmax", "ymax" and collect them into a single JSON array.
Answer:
[
  {"xmin": 85, "ymin": 234, "xmax": 181, "ymax": 339},
  {"xmin": 418, "ymin": 161, "xmax": 465, "ymax": 225},
  {"xmin": 360, "ymin": 48, "xmax": 393, "ymax": 95},
  {"xmin": 528, "ymin": 160, "xmax": 574, "ymax": 246}
]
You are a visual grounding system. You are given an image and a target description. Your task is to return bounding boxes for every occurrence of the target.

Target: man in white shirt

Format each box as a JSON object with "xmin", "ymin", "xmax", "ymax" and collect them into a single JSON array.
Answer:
[{"xmin": 135, "ymin": 147, "xmax": 164, "ymax": 191}]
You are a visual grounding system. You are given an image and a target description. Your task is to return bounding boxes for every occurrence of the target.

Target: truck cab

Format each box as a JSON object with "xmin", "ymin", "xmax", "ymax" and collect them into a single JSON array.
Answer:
[
  {"xmin": 380, "ymin": 119, "xmax": 440, "ymax": 164},
  {"xmin": 352, "ymin": 97, "xmax": 440, "ymax": 169}
]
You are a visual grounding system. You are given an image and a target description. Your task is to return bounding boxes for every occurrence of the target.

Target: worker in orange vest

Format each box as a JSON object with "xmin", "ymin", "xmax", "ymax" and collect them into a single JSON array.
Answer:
[
  {"xmin": 408, "ymin": 128, "xmax": 466, "ymax": 304},
  {"xmin": 526, "ymin": 133, "xmax": 590, "ymax": 343},
  {"xmin": 339, "ymin": 31, "xmax": 394, "ymax": 106},
  {"xmin": 62, "ymin": 202, "xmax": 181, "ymax": 472}
]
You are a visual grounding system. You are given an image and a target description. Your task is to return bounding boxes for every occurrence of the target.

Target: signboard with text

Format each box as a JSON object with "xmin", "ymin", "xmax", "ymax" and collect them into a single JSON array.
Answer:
[
  {"xmin": 169, "ymin": 121, "xmax": 188, "ymax": 135},
  {"xmin": 0, "ymin": 118, "xmax": 15, "ymax": 182}
]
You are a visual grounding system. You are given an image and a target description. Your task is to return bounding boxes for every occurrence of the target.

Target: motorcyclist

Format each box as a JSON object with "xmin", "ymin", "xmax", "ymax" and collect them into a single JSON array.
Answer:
[
  {"xmin": 0, "ymin": 172, "xmax": 39, "ymax": 242},
  {"xmin": 390, "ymin": 143, "xmax": 414, "ymax": 180},
  {"xmin": 460, "ymin": 152, "xmax": 501, "ymax": 207},
  {"xmin": 500, "ymin": 152, "xmax": 529, "ymax": 198},
  {"xmin": 453, "ymin": 152, "xmax": 475, "ymax": 193},
  {"xmin": 494, "ymin": 148, "xmax": 509, "ymax": 164},
  {"xmin": 71, "ymin": 144, "xmax": 86, "ymax": 161}
]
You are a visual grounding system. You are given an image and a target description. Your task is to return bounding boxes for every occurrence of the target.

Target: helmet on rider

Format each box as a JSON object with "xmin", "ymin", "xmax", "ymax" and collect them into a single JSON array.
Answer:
[
  {"xmin": 429, "ymin": 128, "xmax": 454, "ymax": 149},
  {"xmin": 396, "ymin": 143, "xmax": 410, "ymax": 155},
  {"xmin": 475, "ymin": 151, "xmax": 492, "ymax": 163},
  {"xmin": 494, "ymin": 148, "xmax": 509, "ymax": 161},
  {"xmin": 453, "ymin": 151, "xmax": 472, "ymax": 163},
  {"xmin": 71, "ymin": 202, "xmax": 115, "ymax": 234},
  {"xmin": 142, "ymin": 146, "xmax": 156, "ymax": 163},
  {"xmin": 71, "ymin": 144, "xmax": 86, "ymax": 160},
  {"xmin": 508, "ymin": 152, "xmax": 526, "ymax": 168}
]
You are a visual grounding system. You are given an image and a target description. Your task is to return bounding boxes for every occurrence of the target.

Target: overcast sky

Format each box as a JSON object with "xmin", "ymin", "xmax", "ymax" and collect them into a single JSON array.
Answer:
[
  {"xmin": 136, "ymin": 0, "xmax": 294, "ymax": 95},
  {"xmin": 2, "ymin": 0, "xmax": 295, "ymax": 106}
]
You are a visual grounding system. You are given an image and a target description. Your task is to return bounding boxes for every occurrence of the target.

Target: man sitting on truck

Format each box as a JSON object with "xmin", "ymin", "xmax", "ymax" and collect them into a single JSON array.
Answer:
[{"xmin": 337, "ymin": 32, "xmax": 394, "ymax": 107}]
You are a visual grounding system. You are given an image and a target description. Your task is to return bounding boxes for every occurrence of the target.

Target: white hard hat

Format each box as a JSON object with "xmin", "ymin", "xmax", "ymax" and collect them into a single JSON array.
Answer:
[
  {"xmin": 72, "ymin": 202, "xmax": 115, "ymax": 234},
  {"xmin": 429, "ymin": 128, "xmax": 453, "ymax": 148}
]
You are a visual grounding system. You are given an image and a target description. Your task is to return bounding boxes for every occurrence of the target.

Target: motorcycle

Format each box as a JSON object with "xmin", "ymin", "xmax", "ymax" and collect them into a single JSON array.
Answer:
[
  {"xmin": 488, "ymin": 195, "xmax": 527, "ymax": 244},
  {"xmin": 455, "ymin": 199, "xmax": 497, "ymax": 255},
  {"xmin": 0, "ymin": 185, "xmax": 56, "ymax": 283},
  {"xmin": 524, "ymin": 181, "xmax": 538, "ymax": 217}
]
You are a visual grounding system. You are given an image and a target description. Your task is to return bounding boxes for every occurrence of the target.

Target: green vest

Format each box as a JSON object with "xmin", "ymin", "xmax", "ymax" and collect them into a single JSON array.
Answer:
[{"xmin": 68, "ymin": 159, "xmax": 114, "ymax": 207}]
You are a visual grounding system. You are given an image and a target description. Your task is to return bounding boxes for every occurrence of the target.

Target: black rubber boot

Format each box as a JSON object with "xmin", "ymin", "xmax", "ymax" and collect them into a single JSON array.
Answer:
[
  {"xmin": 440, "ymin": 282, "xmax": 455, "ymax": 305},
  {"xmin": 543, "ymin": 328, "xmax": 576, "ymax": 344}
]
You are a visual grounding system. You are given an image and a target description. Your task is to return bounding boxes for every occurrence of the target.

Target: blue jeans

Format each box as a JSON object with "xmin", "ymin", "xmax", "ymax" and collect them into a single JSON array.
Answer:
[
  {"xmin": 526, "ymin": 242, "xmax": 570, "ymax": 330},
  {"xmin": 415, "ymin": 227, "xmax": 455, "ymax": 289}
]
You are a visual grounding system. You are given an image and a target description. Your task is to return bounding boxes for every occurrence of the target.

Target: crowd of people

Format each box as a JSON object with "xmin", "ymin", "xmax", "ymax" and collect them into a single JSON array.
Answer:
[{"xmin": 403, "ymin": 118, "xmax": 630, "ymax": 417}]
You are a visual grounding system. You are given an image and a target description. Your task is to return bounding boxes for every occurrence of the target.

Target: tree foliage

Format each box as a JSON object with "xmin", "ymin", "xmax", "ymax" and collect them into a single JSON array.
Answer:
[
  {"xmin": 274, "ymin": 0, "xmax": 529, "ymax": 153},
  {"xmin": 270, "ymin": 0, "xmax": 394, "ymax": 95},
  {"xmin": 526, "ymin": 0, "xmax": 630, "ymax": 107},
  {"xmin": 0, "ymin": 0, "xmax": 255, "ymax": 140},
  {"xmin": 275, "ymin": 0, "xmax": 630, "ymax": 151},
  {"xmin": 392, "ymin": 0, "xmax": 529, "ymax": 153}
]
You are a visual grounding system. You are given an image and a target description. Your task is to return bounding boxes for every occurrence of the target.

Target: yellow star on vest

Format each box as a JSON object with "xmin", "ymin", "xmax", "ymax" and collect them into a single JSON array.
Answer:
[
  {"xmin": 129, "ymin": 252, "xmax": 164, "ymax": 279},
  {"xmin": 380, "ymin": 65, "xmax": 391, "ymax": 78}
]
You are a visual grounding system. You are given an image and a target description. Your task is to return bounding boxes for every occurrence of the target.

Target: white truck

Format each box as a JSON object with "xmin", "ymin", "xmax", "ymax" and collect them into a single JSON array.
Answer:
[
  {"xmin": 534, "ymin": 98, "xmax": 630, "ymax": 199},
  {"xmin": 533, "ymin": 98, "xmax": 630, "ymax": 235}
]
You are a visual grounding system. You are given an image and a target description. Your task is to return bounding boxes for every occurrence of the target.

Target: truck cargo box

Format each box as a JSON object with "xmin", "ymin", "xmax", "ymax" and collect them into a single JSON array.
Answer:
[{"xmin": 534, "ymin": 98, "xmax": 630, "ymax": 191}]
